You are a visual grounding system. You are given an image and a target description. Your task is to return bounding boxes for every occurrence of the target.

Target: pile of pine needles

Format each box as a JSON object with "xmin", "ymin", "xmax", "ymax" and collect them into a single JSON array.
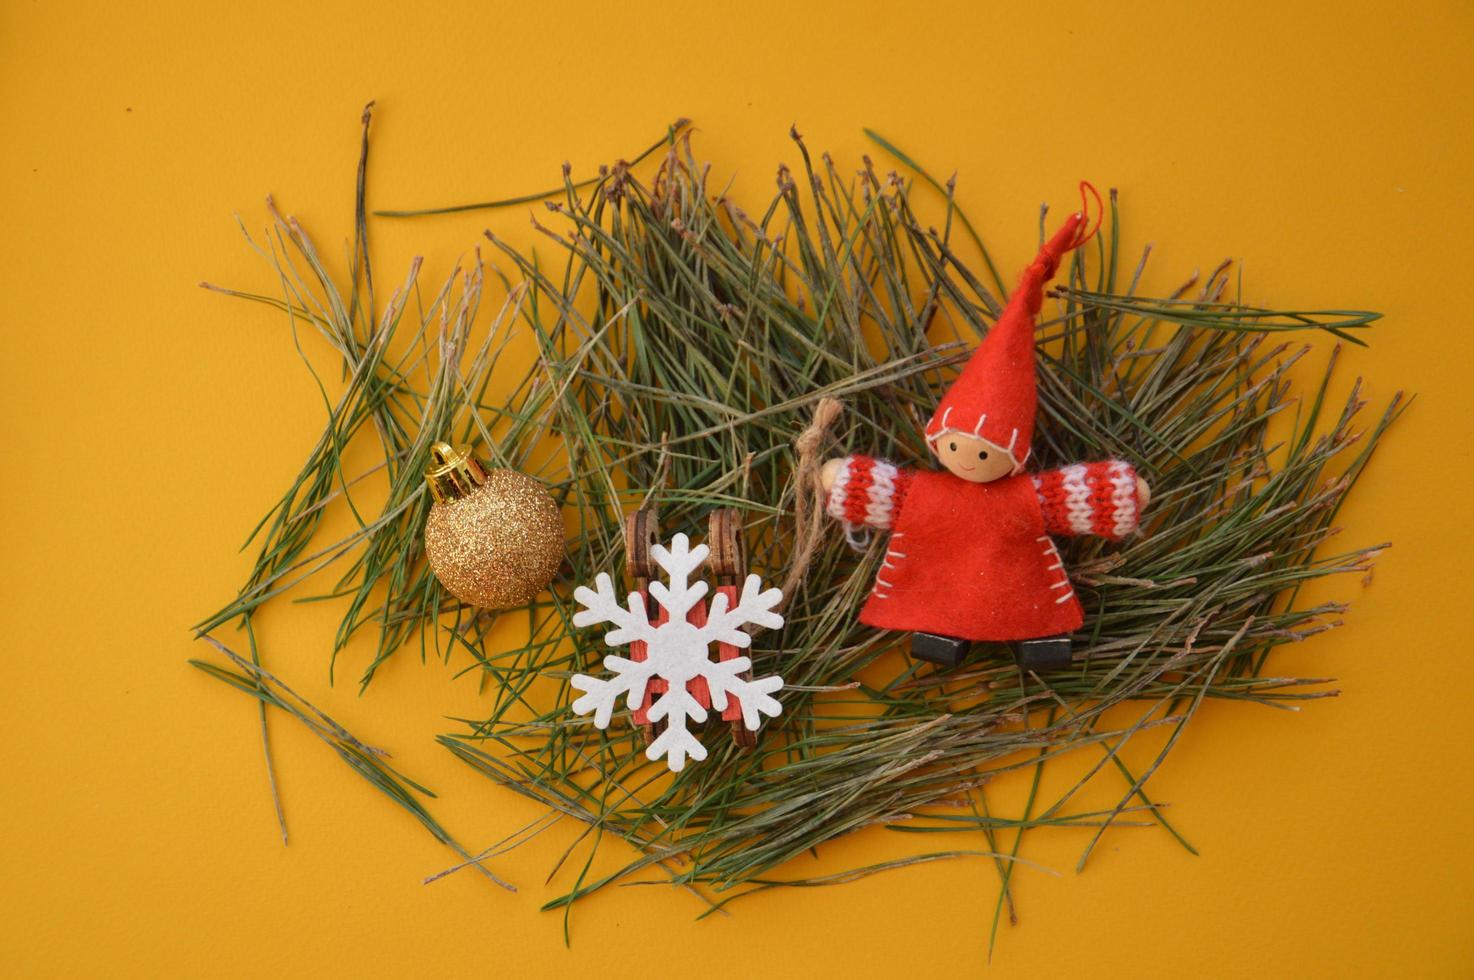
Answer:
[{"xmin": 194, "ymin": 109, "xmax": 1400, "ymax": 947}]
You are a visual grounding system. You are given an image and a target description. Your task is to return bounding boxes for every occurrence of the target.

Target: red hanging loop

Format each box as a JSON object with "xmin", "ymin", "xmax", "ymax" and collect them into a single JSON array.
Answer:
[
  {"xmin": 1067, "ymin": 180, "xmax": 1102, "ymax": 251},
  {"xmin": 1035, "ymin": 181, "xmax": 1103, "ymax": 280}
]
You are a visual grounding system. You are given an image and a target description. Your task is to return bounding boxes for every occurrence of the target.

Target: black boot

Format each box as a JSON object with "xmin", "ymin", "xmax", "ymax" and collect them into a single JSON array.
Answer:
[
  {"xmin": 1015, "ymin": 634, "xmax": 1072, "ymax": 671},
  {"xmin": 911, "ymin": 632, "xmax": 971, "ymax": 667}
]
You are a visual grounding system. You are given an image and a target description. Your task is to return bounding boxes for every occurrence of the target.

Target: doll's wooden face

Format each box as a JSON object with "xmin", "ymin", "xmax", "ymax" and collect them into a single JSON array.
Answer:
[{"xmin": 932, "ymin": 432, "xmax": 1015, "ymax": 483}]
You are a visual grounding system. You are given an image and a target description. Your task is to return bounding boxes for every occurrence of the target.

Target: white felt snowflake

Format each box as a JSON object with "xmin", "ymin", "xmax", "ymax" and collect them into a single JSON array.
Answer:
[{"xmin": 570, "ymin": 533, "xmax": 785, "ymax": 772}]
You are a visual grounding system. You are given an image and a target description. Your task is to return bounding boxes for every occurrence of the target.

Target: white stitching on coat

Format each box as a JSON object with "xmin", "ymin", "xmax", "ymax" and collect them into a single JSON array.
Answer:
[{"xmin": 1039, "ymin": 536, "xmax": 1075, "ymax": 606}]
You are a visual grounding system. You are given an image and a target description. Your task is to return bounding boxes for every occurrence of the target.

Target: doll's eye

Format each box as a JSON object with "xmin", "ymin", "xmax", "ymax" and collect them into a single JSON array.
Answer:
[
  {"xmin": 977, "ymin": 451, "xmax": 989, "ymax": 461},
  {"xmin": 948, "ymin": 441, "xmax": 957, "ymax": 452}
]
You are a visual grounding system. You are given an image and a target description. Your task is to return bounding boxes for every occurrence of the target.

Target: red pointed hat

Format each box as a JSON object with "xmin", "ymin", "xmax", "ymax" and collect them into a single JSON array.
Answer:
[{"xmin": 925, "ymin": 182, "xmax": 1101, "ymax": 473}]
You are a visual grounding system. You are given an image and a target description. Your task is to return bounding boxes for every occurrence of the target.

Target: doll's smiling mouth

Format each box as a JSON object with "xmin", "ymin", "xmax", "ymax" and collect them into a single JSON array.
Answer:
[{"xmin": 955, "ymin": 463, "xmax": 976, "ymax": 472}]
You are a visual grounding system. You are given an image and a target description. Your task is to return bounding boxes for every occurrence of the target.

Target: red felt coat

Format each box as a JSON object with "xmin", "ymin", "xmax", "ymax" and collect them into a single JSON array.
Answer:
[{"xmin": 826, "ymin": 456, "xmax": 1142, "ymax": 642}]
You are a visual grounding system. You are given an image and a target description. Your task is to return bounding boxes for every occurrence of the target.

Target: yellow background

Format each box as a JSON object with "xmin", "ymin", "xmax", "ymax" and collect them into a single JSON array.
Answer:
[{"xmin": 3, "ymin": 1, "xmax": 1473, "ymax": 976}]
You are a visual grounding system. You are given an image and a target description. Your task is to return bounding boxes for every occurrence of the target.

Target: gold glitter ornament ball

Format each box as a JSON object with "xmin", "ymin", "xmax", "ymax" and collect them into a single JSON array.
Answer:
[{"xmin": 422, "ymin": 443, "xmax": 564, "ymax": 609}]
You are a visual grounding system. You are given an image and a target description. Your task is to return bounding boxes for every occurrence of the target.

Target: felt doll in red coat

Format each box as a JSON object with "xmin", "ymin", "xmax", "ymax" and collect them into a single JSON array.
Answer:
[{"xmin": 819, "ymin": 184, "xmax": 1151, "ymax": 670}]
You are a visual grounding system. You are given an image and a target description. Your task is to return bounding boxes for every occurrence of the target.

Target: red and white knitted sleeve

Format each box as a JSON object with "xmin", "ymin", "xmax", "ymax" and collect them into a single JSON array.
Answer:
[
  {"xmin": 1031, "ymin": 460, "xmax": 1143, "ymax": 541},
  {"xmin": 824, "ymin": 455, "xmax": 913, "ymax": 531}
]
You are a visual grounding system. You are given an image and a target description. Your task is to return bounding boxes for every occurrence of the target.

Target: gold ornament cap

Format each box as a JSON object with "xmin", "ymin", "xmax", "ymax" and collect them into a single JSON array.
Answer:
[{"xmin": 424, "ymin": 442, "xmax": 489, "ymax": 504}]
